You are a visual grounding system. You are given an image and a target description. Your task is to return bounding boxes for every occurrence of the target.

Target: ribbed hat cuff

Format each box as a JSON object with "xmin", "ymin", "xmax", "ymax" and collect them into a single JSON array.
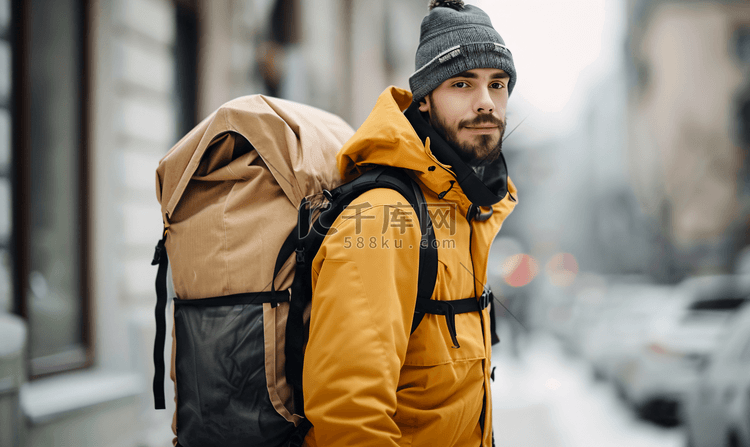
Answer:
[{"xmin": 408, "ymin": 42, "xmax": 516, "ymax": 103}]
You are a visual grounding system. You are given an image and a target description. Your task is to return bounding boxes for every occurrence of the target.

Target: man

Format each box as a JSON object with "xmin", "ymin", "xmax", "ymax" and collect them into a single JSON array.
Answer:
[{"xmin": 302, "ymin": 1, "xmax": 518, "ymax": 445}]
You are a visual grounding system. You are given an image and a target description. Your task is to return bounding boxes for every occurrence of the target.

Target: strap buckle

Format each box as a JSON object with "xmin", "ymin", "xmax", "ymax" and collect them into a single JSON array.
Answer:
[
  {"xmin": 417, "ymin": 300, "xmax": 460, "ymax": 349},
  {"xmin": 151, "ymin": 238, "xmax": 166, "ymax": 265},
  {"xmin": 467, "ymin": 204, "xmax": 494, "ymax": 222},
  {"xmin": 272, "ymin": 289, "xmax": 292, "ymax": 308},
  {"xmin": 480, "ymin": 288, "xmax": 492, "ymax": 310}
]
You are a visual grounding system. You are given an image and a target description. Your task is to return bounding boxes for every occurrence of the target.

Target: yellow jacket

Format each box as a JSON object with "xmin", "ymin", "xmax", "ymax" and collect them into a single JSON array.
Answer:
[{"xmin": 302, "ymin": 86, "xmax": 518, "ymax": 447}]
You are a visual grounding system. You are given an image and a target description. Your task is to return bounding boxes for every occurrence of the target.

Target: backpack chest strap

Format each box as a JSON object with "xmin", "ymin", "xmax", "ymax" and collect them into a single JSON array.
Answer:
[{"xmin": 413, "ymin": 288, "xmax": 491, "ymax": 349}]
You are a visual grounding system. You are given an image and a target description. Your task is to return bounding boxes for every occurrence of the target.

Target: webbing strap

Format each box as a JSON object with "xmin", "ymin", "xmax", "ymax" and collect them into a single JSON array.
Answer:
[
  {"xmin": 286, "ymin": 242, "xmax": 308, "ymax": 416},
  {"xmin": 173, "ymin": 291, "xmax": 289, "ymax": 307},
  {"xmin": 273, "ymin": 228, "xmax": 299, "ymax": 290},
  {"xmin": 409, "ymin": 175, "xmax": 437, "ymax": 334},
  {"xmin": 151, "ymin": 234, "xmax": 168, "ymax": 410},
  {"xmin": 488, "ymin": 289, "xmax": 500, "ymax": 346},
  {"xmin": 414, "ymin": 291, "xmax": 490, "ymax": 349}
]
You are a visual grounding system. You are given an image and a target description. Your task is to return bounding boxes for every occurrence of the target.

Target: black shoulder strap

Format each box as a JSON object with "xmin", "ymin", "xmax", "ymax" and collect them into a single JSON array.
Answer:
[
  {"xmin": 283, "ymin": 166, "xmax": 438, "ymax": 419},
  {"xmin": 289, "ymin": 166, "xmax": 438, "ymax": 315},
  {"xmin": 405, "ymin": 172, "xmax": 438, "ymax": 334},
  {"xmin": 310, "ymin": 166, "xmax": 438, "ymax": 331}
]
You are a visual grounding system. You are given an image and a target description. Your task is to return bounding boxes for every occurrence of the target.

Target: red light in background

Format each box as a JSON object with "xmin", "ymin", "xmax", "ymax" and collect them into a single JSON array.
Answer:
[{"xmin": 502, "ymin": 253, "xmax": 539, "ymax": 287}]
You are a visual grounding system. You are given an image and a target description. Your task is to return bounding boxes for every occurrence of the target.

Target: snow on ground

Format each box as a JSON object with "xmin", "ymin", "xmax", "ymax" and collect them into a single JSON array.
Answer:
[{"xmin": 491, "ymin": 332, "xmax": 685, "ymax": 447}]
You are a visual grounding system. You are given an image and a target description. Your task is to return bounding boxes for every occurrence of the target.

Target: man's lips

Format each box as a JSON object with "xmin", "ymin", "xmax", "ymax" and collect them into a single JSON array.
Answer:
[{"xmin": 463, "ymin": 125, "xmax": 499, "ymax": 134}]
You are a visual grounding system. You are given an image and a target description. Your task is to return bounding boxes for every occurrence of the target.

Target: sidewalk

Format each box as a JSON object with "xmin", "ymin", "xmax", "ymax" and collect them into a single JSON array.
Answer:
[{"xmin": 490, "ymin": 332, "xmax": 685, "ymax": 447}]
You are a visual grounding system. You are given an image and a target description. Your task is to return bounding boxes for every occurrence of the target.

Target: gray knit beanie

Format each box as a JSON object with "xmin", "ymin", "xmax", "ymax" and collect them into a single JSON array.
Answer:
[{"xmin": 409, "ymin": 0, "xmax": 516, "ymax": 103}]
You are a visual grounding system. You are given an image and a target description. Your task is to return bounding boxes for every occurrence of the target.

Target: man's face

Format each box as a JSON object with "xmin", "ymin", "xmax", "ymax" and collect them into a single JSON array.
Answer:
[{"xmin": 419, "ymin": 68, "xmax": 509, "ymax": 163}]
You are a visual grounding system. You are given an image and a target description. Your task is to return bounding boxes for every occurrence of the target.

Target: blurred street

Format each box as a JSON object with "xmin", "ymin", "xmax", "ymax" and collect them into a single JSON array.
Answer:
[
  {"xmin": 491, "ymin": 332, "xmax": 685, "ymax": 447},
  {"xmin": 2, "ymin": 0, "xmax": 750, "ymax": 444}
]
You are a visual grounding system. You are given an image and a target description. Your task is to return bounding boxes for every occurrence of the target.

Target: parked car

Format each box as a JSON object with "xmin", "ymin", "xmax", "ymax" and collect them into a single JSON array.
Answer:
[
  {"xmin": 579, "ymin": 283, "xmax": 680, "ymax": 383},
  {"xmin": 543, "ymin": 274, "xmax": 650, "ymax": 356},
  {"xmin": 683, "ymin": 302, "xmax": 750, "ymax": 447},
  {"xmin": 619, "ymin": 275, "xmax": 750, "ymax": 425}
]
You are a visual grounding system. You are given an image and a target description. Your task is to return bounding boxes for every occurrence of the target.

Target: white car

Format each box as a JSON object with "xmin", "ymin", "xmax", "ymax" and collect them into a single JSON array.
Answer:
[
  {"xmin": 579, "ymin": 284, "xmax": 681, "ymax": 383},
  {"xmin": 619, "ymin": 275, "xmax": 750, "ymax": 425},
  {"xmin": 683, "ymin": 302, "xmax": 750, "ymax": 447}
]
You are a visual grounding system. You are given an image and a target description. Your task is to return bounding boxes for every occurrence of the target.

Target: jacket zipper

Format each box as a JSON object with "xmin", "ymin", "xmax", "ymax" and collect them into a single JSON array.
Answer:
[
  {"xmin": 468, "ymin": 216, "xmax": 488, "ymax": 445},
  {"xmin": 468, "ymin": 214, "xmax": 491, "ymax": 446}
]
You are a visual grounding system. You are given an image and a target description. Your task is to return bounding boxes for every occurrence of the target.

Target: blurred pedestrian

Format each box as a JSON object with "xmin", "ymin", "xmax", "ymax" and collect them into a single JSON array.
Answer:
[{"xmin": 302, "ymin": 1, "xmax": 519, "ymax": 446}]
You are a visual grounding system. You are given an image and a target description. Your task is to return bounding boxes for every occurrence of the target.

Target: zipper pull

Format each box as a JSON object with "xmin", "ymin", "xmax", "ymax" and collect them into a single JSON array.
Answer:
[{"xmin": 437, "ymin": 181, "xmax": 455, "ymax": 200}]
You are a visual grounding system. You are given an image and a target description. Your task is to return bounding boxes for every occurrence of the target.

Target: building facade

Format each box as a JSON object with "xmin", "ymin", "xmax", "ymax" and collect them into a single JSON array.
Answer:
[
  {"xmin": 0, "ymin": 0, "xmax": 424, "ymax": 445},
  {"xmin": 627, "ymin": 0, "xmax": 750, "ymax": 279}
]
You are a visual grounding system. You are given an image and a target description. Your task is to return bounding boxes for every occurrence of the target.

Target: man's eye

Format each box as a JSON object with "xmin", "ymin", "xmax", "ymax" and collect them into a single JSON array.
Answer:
[
  {"xmin": 453, "ymin": 81, "xmax": 469, "ymax": 88},
  {"xmin": 490, "ymin": 82, "xmax": 505, "ymax": 89}
]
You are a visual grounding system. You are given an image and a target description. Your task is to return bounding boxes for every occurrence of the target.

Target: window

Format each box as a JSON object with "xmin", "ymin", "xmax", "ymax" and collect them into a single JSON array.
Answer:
[
  {"xmin": 12, "ymin": 0, "xmax": 91, "ymax": 377},
  {"xmin": 175, "ymin": 0, "xmax": 198, "ymax": 138},
  {"xmin": 257, "ymin": 0, "xmax": 300, "ymax": 98}
]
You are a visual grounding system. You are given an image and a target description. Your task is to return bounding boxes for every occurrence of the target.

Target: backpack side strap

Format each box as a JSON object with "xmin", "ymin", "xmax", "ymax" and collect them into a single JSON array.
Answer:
[{"xmin": 151, "ymin": 232, "xmax": 169, "ymax": 410}]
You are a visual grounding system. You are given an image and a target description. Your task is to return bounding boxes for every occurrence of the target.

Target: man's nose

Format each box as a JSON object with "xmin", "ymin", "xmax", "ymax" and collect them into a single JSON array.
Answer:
[{"xmin": 475, "ymin": 87, "xmax": 494, "ymax": 114}]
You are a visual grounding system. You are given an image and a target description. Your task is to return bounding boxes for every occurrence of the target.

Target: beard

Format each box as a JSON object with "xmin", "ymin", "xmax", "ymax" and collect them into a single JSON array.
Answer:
[{"xmin": 427, "ymin": 101, "xmax": 506, "ymax": 165}]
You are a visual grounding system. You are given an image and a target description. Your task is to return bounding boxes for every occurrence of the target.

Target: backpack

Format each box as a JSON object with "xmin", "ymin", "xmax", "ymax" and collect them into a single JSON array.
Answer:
[{"xmin": 151, "ymin": 95, "xmax": 492, "ymax": 447}]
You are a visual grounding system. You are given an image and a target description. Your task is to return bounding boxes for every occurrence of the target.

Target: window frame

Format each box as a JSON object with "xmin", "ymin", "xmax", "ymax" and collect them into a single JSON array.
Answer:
[{"xmin": 11, "ymin": 0, "xmax": 93, "ymax": 379}]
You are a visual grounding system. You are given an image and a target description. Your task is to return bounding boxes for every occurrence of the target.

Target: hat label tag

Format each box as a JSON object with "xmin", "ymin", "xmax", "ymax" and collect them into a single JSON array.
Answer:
[
  {"xmin": 492, "ymin": 43, "xmax": 510, "ymax": 54},
  {"xmin": 439, "ymin": 47, "xmax": 462, "ymax": 64}
]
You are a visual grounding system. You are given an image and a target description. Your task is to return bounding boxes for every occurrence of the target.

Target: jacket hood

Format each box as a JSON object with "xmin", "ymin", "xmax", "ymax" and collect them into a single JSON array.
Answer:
[{"xmin": 337, "ymin": 86, "xmax": 508, "ymax": 208}]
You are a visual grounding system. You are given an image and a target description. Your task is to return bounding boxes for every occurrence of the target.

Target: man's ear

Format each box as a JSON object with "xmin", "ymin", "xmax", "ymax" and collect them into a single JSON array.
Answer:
[{"xmin": 418, "ymin": 95, "xmax": 430, "ymax": 113}]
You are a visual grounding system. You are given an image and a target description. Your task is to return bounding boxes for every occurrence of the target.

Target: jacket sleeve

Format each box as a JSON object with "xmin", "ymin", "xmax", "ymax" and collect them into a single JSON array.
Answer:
[{"xmin": 302, "ymin": 189, "xmax": 422, "ymax": 447}]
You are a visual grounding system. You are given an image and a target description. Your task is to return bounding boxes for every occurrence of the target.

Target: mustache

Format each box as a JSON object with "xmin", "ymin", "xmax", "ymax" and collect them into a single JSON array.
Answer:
[{"xmin": 459, "ymin": 114, "xmax": 506, "ymax": 132}]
